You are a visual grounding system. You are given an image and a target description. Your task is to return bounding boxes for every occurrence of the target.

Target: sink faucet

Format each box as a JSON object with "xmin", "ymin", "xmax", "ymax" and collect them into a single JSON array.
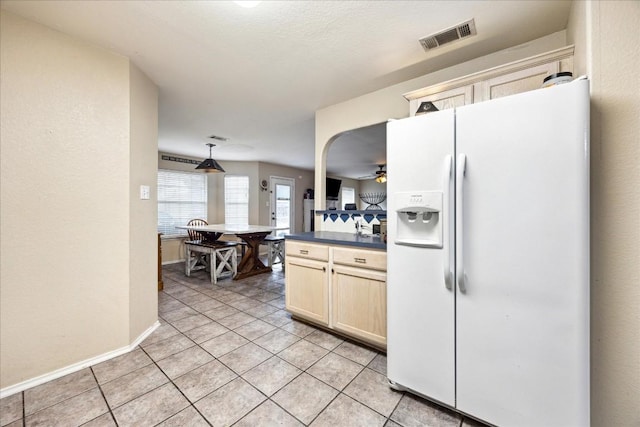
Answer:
[{"xmin": 355, "ymin": 219, "xmax": 368, "ymax": 236}]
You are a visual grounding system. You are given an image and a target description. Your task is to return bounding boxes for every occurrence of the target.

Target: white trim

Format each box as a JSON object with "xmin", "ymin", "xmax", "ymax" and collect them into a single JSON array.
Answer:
[
  {"xmin": 269, "ymin": 176, "xmax": 296, "ymax": 234},
  {"xmin": 0, "ymin": 321, "xmax": 160, "ymax": 399}
]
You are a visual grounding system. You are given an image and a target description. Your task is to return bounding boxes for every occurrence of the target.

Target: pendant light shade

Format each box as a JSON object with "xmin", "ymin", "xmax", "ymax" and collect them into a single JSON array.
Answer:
[{"xmin": 195, "ymin": 143, "xmax": 225, "ymax": 173}]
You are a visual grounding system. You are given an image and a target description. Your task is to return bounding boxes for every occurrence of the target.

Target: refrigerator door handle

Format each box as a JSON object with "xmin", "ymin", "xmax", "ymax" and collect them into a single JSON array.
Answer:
[
  {"xmin": 442, "ymin": 155, "xmax": 453, "ymax": 290},
  {"xmin": 456, "ymin": 154, "xmax": 467, "ymax": 293}
]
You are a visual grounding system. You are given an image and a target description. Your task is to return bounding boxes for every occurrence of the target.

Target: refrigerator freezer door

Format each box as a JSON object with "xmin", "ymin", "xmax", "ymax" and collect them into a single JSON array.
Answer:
[
  {"xmin": 455, "ymin": 81, "xmax": 590, "ymax": 426},
  {"xmin": 386, "ymin": 109, "xmax": 456, "ymax": 407}
]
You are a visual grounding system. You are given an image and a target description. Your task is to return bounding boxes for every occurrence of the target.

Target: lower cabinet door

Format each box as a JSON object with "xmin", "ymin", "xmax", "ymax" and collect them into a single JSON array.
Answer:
[
  {"xmin": 285, "ymin": 256, "xmax": 329, "ymax": 325},
  {"xmin": 331, "ymin": 264, "xmax": 387, "ymax": 347}
]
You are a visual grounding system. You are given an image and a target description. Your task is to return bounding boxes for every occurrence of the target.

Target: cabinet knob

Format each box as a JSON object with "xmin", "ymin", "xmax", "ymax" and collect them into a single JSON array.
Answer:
[{"xmin": 354, "ymin": 257, "xmax": 367, "ymax": 264}]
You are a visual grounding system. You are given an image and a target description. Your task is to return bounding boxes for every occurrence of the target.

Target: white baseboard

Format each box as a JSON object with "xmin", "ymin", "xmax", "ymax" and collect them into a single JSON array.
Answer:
[
  {"xmin": 0, "ymin": 320, "xmax": 160, "ymax": 399},
  {"xmin": 162, "ymin": 259, "xmax": 185, "ymax": 265}
]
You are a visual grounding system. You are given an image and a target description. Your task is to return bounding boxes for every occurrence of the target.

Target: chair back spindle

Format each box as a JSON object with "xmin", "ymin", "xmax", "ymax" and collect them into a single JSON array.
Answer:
[{"xmin": 186, "ymin": 218, "xmax": 208, "ymax": 242}]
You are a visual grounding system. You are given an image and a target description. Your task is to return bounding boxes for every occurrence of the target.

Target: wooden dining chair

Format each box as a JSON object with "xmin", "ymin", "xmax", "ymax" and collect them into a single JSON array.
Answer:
[
  {"xmin": 186, "ymin": 218, "xmax": 208, "ymax": 242},
  {"xmin": 184, "ymin": 218, "xmax": 239, "ymax": 284},
  {"xmin": 184, "ymin": 218, "xmax": 209, "ymax": 271}
]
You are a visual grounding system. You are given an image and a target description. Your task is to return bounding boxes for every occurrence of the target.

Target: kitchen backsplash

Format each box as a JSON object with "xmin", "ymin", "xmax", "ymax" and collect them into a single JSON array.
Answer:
[{"xmin": 318, "ymin": 210, "xmax": 386, "ymax": 235}]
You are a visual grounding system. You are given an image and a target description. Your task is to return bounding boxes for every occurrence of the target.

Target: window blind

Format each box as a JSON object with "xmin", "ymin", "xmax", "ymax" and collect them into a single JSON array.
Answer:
[
  {"xmin": 225, "ymin": 175, "xmax": 249, "ymax": 226},
  {"xmin": 157, "ymin": 169, "xmax": 207, "ymax": 235}
]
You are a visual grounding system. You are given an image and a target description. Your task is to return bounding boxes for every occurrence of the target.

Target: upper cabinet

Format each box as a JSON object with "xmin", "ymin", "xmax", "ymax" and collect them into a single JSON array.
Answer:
[
  {"xmin": 405, "ymin": 46, "xmax": 574, "ymax": 116},
  {"xmin": 408, "ymin": 85, "xmax": 473, "ymax": 118},
  {"xmin": 475, "ymin": 62, "xmax": 560, "ymax": 102}
]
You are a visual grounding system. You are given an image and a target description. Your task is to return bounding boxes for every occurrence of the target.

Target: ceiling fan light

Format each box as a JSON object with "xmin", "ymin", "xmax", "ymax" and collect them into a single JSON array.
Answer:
[{"xmin": 376, "ymin": 174, "xmax": 387, "ymax": 183}]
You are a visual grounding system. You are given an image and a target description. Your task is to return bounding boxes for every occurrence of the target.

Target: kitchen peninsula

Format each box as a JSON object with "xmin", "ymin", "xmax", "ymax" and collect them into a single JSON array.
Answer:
[{"xmin": 284, "ymin": 231, "xmax": 387, "ymax": 349}]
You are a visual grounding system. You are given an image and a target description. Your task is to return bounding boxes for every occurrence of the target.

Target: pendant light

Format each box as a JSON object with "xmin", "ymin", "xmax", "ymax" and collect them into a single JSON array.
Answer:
[{"xmin": 195, "ymin": 143, "xmax": 225, "ymax": 173}]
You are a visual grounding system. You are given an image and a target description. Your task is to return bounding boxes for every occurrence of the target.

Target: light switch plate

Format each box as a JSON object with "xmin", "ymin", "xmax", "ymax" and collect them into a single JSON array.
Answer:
[{"xmin": 140, "ymin": 185, "xmax": 150, "ymax": 200}]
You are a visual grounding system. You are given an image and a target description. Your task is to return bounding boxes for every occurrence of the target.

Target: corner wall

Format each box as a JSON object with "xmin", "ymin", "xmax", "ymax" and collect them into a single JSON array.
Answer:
[
  {"xmin": 129, "ymin": 63, "xmax": 159, "ymax": 341},
  {"xmin": 0, "ymin": 10, "xmax": 158, "ymax": 391},
  {"xmin": 568, "ymin": 1, "xmax": 640, "ymax": 425}
]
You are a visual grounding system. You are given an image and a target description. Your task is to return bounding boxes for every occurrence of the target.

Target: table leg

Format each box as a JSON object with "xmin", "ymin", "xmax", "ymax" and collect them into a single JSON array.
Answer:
[
  {"xmin": 202, "ymin": 231, "xmax": 223, "ymax": 244},
  {"xmin": 235, "ymin": 232, "xmax": 272, "ymax": 280}
]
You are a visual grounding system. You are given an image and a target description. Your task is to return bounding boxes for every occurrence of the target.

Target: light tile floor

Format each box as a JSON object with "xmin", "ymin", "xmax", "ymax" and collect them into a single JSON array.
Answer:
[{"xmin": 1, "ymin": 262, "xmax": 489, "ymax": 427}]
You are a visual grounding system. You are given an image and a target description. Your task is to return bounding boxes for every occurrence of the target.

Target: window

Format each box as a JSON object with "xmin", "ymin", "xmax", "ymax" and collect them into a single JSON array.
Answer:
[
  {"xmin": 225, "ymin": 175, "xmax": 249, "ymax": 226},
  {"xmin": 342, "ymin": 187, "xmax": 355, "ymax": 209},
  {"xmin": 157, "ymin": 169, "xmax": 207, "ymax": 235}
]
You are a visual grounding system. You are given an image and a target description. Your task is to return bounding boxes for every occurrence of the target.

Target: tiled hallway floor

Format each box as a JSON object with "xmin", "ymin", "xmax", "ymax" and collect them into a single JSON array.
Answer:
[{"xmin": 1, "ymin": 262, "xmax": 486, "ymax": 427}]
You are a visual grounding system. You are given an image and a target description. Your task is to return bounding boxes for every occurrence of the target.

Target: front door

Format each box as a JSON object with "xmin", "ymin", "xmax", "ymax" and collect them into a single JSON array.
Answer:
[{"xmin": 270, "ymin": 176, "xmax": 294, "ymax": 236}]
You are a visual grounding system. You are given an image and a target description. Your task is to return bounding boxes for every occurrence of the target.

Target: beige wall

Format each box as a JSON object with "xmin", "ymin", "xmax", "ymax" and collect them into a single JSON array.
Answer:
[
  {"xmin": 0, "ymin": 10, "xmax": 158, "ymax": 390},
  {"xmin": 568, "ymin": 1, "xmax": 640, "ymax": 426},
  {"xmin": 129, "ymin": 63, "xmax": 159, "ymax": 341},
  {"xmin": 257, "ymin": 162, "xmax": 315, "ymax": 233}
]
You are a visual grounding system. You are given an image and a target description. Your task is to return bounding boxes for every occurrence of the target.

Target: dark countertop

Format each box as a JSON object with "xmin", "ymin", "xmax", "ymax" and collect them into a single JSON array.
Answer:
[{"xmin": 285, "ymin": 231, "xmax": 386, "ymax": 250}]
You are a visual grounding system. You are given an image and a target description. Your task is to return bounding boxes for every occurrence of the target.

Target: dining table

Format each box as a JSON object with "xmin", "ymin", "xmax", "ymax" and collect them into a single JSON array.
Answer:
[{"xmin": 177, "ymin": 223, "xmax": 287, "ymax": 280}]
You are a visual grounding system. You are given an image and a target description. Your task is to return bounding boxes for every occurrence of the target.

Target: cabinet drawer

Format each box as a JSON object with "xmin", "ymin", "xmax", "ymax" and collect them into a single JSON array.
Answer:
[
  {"xmin": 286, "ymin": 241, "xmax": 329, "ymax": 261},
  {"xmin": 332, "ymin": 247, "xmax": 387, "ymax": 271}
]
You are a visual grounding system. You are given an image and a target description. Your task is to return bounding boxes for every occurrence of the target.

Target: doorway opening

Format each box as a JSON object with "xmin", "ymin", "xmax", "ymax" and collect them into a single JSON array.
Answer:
[{"xmin": 270, "ymin": 176, "xmax": 295, "ymax": 236}]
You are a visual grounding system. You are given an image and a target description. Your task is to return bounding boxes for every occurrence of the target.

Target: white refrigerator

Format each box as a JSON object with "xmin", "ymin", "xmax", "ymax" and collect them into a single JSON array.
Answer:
[{"xmin": 386, "ymin": 80, "xmax": 589, "ymax": 427}]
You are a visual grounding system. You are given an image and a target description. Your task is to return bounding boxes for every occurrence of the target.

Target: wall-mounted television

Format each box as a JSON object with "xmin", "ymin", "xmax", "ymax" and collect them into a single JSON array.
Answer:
[{"xmin": 326, "ymin": 177, "xmax": 342, "ymax": 201}]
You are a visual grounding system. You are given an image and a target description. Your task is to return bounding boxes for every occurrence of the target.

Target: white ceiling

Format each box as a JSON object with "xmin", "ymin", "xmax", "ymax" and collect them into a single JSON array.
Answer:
[{"xmin": 1, "ymin": 0, "xmax": 572, "ymax": 179}]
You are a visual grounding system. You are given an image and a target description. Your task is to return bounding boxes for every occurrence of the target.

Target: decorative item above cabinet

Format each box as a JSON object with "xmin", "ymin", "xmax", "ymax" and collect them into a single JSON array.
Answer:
[{"xmin": 404, "ymin": 45, "xmax": 574, "ymax": 116}]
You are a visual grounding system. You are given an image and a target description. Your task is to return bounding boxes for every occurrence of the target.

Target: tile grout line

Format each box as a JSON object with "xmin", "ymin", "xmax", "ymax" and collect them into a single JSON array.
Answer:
[
  {"xmin": 162, "ymin": 270, "xmax": 315, "ymax": 424},
  {"xmin": 163, "ymin": 267, "xmax": 394, "ymax": 425},
  {"xmin": 136, "ymin": 340, "xmax": 215, "ymax": 427},
  {"xmin": 158, "ymin": 267, "xmax": 397, "ymax": 426},
  {"xmin": 156, "ymin": 272, "xmax": 292, "ymax": 424},
  {"xmin": 88, "ymin": 367, "xmax": 119, "ymax": 426},
  {"xmin": 21, "ymin": 391, "xmax": 25, "ymax": 427},
  {"xmin": 6, "ymin": 264, "xmax": 471, "ymax": 427},
  {"xmin": 174, "ymin": 267, "xmax": 413, "ymax": 425},
  {"xmin": 163, "ymin": 270, "xmax": 296, "ymax": 425}
]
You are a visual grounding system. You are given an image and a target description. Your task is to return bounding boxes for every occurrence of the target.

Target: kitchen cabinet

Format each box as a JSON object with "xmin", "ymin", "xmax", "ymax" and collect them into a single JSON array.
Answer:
[
  {"xmin": 408, "ymin": 85, "xmax": 473, "ymax": 117},
  {"xmin": 285, "ymin": 241, "xmax": 330, "ymax": 325},
  {"xmin": 474, "ymin": 62, "xmax": 560, "ymax": 102},
  {"xmin": 285, "ymin": 238, "xmax": 387, "ymax": 348},
  {"xmin": 332, "ymin": 246, "xmax": 387, "ymax": 347},
  {"xmin": 405, "ymin": 46, "xmax": 574, "ymax": 116}
]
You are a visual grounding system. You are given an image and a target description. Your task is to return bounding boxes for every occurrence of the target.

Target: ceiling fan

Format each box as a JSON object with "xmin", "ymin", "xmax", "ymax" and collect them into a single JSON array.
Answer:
[{"xmin": 358, "ymin": 164, "xmax": 387, "ymax": 183}]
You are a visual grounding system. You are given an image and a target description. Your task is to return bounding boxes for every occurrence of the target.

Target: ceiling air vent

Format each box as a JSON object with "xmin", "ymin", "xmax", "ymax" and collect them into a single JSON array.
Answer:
[
  {"xmin": 209, "ymin": 135, "xmax": 229, "ymax": 141},
  {"xmin": 419, "ymin": 19, "xmax": 477, "ymax": 52}
]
